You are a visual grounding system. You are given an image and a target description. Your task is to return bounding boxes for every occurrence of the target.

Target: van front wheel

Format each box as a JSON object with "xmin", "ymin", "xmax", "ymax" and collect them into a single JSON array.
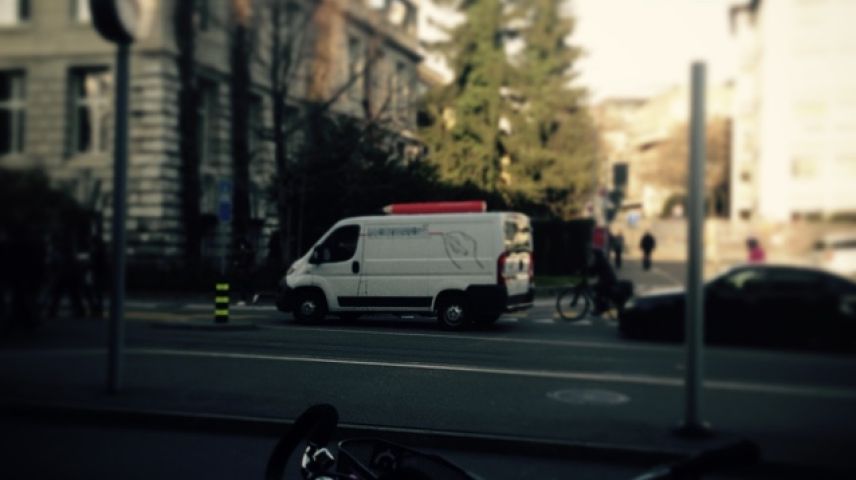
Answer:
[
  {"xmin": 294, "ymin": 290, "xmax": 327, "ymax": 323},
  {"xmin": 437, "ymin": 295, "xmax": 470, "ymax": 330}
]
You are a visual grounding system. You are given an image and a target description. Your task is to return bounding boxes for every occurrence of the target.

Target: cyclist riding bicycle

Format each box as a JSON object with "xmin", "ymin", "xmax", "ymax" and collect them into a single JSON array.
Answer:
[{"xmin": 586, "ymin": 247, "xmax": 619, "ymax": 314}]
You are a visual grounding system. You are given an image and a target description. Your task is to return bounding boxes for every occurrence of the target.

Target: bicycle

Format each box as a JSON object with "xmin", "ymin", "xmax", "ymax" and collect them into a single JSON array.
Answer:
[{"xmin": 555, "ymin": 276, "xmax": 632, "ymax": 322}]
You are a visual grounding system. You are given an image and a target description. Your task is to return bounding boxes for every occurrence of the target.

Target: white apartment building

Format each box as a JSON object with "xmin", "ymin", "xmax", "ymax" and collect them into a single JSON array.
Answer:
[{"xmin": 730, "ymin": 0, "xmax": 856, "ymax": 222}]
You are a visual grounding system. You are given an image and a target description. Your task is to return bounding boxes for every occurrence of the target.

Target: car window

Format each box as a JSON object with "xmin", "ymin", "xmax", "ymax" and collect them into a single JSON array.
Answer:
[
  {"xmin": 321, "ymin": 225, "xmax": 360, "ymax": 263},
  {"xmin": 764, "ymin": 269, "xmax": 823, "ymax": 294}
]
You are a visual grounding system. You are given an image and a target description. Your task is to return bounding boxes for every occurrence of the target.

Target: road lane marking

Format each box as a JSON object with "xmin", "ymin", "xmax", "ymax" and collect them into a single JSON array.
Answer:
[
  {"xmin": 129, "ymin": 347, "xmax": 856, "ymax": 400},
  {"xmin": 0, "ymin": 348, "xmax": 105, "ymax": 357},
  {"xmin": 125, "ymin": 301, "xmax": 159, "ymax": 310},
  {"xmin": 258, "ymin": 324, "xmax": 671, "ymax": 353},
  {"xmin": 533, "ymin": 318, "xmax": 555, "ymax": 324}
]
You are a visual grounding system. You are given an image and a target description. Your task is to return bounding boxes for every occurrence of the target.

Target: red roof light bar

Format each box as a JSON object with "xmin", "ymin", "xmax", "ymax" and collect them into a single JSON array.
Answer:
[{"xmin": 383, "ymin": 201, "xmax": 487, "ymax": 215}]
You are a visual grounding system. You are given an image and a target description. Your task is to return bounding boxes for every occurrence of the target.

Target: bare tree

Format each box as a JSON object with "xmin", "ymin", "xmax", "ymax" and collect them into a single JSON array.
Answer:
[
  {"xmin": 638, "ymin": 116, "xmax": 732, "ymax": 217},
  {"xmin": 255, "ymin": 0, "xmax": 389, "ymax": 264}
]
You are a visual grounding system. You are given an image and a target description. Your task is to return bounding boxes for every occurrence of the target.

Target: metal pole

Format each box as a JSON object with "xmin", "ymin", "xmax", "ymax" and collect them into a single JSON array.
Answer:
[
  {"xmin": 108, "ymin": 43, "xmax": 129, "ymax": 393},
  {"xmin": 678, "ymin": 62, "xmax": 711, "ymax": 437}
]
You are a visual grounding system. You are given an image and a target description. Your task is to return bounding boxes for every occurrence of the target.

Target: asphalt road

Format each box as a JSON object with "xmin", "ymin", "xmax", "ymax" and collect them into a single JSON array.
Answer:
[
  {"xmin": 4, "ymin": 302, "xmax": 856, "ymax": 467},
  {"xmin": 2, "ymin": 261, "xmax": 855, "ymax": 476}
]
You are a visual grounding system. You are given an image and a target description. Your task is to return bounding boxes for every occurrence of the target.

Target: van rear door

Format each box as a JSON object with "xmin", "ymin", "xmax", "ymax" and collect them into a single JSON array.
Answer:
[{"xmin": 499, "ymin": 215, "xmax": 533, "ymax": 300}]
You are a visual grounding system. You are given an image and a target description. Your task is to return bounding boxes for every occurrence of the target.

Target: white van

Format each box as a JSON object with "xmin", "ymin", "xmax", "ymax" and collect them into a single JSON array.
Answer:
[{"xmin": 276, "ymin": 211, "xmax": 534, "ymax": 329}]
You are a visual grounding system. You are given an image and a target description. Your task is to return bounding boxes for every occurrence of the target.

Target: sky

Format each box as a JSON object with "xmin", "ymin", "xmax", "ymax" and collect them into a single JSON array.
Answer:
[{"xmin": 567, "ymin": 0, "xmax": 738, "ymax": 103}]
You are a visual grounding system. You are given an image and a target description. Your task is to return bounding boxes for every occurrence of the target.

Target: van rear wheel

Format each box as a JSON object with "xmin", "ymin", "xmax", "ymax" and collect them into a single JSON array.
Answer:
[
  {"xmin": 437, "ymin": 295, "xmax": 470, "ymax": 330},
  {"xmin": 294, "ymin": 290, "xmax": 327, "ymax": 323}
]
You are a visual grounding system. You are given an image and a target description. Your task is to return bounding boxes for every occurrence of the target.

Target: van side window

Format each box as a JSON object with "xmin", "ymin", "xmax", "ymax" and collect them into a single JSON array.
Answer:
[{"xmin": 322, "ymin": 225, "xmax": 360, "ymax": 263}]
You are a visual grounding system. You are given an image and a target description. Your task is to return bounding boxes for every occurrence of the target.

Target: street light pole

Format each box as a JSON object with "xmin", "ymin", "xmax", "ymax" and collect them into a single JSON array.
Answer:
[{"xmin": 677, "ymin": 62, "xmax": 712, "ymax": 437}]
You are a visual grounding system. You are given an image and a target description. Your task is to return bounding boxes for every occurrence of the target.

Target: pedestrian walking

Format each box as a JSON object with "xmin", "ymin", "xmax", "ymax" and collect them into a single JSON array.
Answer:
[
  {"xmin": 88, "ymin": 229, "xmax": 108, "ymax": 318},
  {"xmin": 46, "ymin": 226, "xmax": 86, "ymax": 319},
  {"xmin": 746, "ymin": 237, "xmax": 766, "ymax": 264},
  {"xmin": 611, "ymin": 230, "xmax": 625, "ymax": 269},
  {"xmin": 640, "ymin": 231, "xmax": 656, "ymax": 271},
  {"xmin": 234, "ymin": 237, "xmax": 257, "ymax": 306}
]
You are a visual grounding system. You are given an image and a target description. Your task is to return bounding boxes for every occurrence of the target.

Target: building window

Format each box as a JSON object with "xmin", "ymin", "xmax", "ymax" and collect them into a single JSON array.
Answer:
[
  {"xmin": 195, "ymin": 0, "xmax": 209, "ymax": 31},
  {"xmin": 0, "ymin": 71, "xmax": 26, "ymax": 155},
  {"xmin": 196, "ymin": 79, "xmax": 218, "ymax": 165},
  {"xmin": 387, "ymin": 0, "xmax": 409, "ymax": 27},
  {"xmin": 70, "ymin": 0, "xmax": 90, "ymax": 23},
  {"xmin": 392, "ymin": 62, "xmax": 406, "ymax": 118},
  {"xmin": 837, "ymin": 154, "xmax": 856, "ymax": 176},
  {"xmin": 0, "ymin": 0, "xmax": 29, "ymax": 25},
  {"xmin": 347, "ymin": 36, "xmax": 365, "ymax": 102},
  {"xmin": 248, "ymin": 94, "xmax": 263, "ymax": 158},
  {"xmin": 791, "ymin": 155, "xmax": 818, "ymax": 179},
  {"xmin": 69, "ymin": 68, "xmax": 112, "ymax": 155}
]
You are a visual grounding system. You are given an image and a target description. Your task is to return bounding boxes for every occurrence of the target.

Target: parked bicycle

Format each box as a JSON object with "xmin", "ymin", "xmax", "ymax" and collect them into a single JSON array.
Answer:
[{"xmin": 555, "ymin": 275, "xmax": 633, "ymax": 322}]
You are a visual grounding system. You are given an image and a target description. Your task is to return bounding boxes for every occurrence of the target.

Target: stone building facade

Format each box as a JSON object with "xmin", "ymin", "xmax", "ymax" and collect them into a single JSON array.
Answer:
[{"xmin": 0, "ymin": 0, "xmax": 422, "ymax": 273}]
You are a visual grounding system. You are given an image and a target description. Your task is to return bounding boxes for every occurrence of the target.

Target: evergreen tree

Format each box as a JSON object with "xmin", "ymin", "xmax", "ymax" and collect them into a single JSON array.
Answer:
[
  {"xmin": 420, "ymin": 0, "xmax": 510, "ymax": 193},
  {"xmin": 504, "ymin": 0, "xmax": 597, "ymax": 219},
  {"xmin": 420, "ymin": 0, "xmax": 597, "ymax": 218}
]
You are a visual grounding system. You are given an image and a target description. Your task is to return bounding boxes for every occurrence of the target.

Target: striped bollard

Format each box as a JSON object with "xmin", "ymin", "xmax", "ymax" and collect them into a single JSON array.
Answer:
[{"xmin": 215, "ymin": 282, "xmax": 230, "ymax": 323}]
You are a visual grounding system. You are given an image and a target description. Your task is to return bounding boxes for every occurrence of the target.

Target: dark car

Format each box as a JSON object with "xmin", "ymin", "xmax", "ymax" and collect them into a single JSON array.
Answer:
[{"xmin": 619, "ymin": 264, "xmax": 856, "ymax": 350}]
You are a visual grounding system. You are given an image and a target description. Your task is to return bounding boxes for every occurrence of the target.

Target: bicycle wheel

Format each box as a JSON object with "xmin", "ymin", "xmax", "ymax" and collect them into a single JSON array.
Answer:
[{"xmin": 556, "ymin": 286, "xmax": 591, "ymax": 321}]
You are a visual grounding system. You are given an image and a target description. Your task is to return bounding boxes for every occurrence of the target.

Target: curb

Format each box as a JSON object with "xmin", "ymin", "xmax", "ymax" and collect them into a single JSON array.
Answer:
[{"xmin": 147, "ymin": 320, "xmax": 257, "ymax": 331}]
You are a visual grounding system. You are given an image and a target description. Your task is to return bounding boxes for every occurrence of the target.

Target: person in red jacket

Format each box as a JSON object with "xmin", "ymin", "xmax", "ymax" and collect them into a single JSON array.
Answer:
[{"xmin": 747, "ymin": 237, "xmax": 766, "ymax": 263}]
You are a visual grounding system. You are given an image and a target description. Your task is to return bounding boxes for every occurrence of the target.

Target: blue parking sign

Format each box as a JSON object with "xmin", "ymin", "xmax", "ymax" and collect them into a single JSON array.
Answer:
[
  {"xmin": 219, "ymin": 201, "xmax": 232, "ymax": 222},
  {"xmin": 218, "ymin": 178, "xmax": 232, "ymax": 222}
]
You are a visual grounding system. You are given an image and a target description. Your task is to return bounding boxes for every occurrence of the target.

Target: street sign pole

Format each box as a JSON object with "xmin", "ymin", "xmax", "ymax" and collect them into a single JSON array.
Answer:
[
  {"xmin": 216, "ymin": 179, "xmax": 232, "ymax": 324},
  {"xmin": 90, "ymin": 0, "xmax": 145, "ymax": 394},
  {"xmin": 107, "ymin": 41, "xmax": 129, "ymax": 394},
  {"xmin": 677, "ymin": 62, "xmax": 712, "ymax": 437}
]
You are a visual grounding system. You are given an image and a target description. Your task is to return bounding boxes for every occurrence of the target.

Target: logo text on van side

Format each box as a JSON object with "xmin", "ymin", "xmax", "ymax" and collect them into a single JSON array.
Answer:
[{"xmin": 367, "ymin": 225, "xmax": 429, "ymax": 238}]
